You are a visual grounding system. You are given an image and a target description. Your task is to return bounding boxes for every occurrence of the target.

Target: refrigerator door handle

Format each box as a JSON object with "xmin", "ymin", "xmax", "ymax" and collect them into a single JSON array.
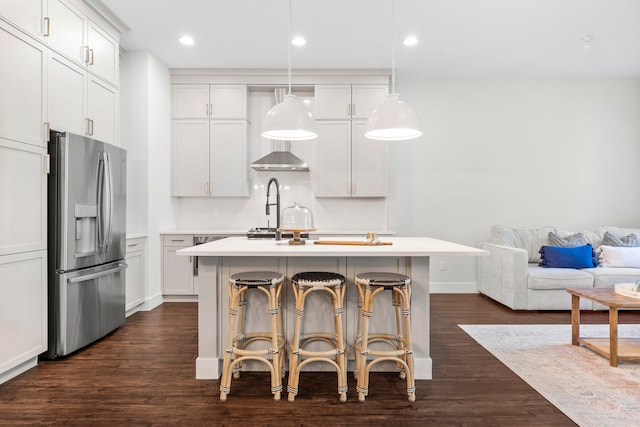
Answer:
[
  {"xmin": 97, "ymin": 152, "xmax": 106, "ymax": 252},
  {"xmin": 67, "ymin": 264, "xmax": 127, "ymax": 284},
  {"xmin": 104, "ymin": 152, "xmax": 113, "ymax": 253}
]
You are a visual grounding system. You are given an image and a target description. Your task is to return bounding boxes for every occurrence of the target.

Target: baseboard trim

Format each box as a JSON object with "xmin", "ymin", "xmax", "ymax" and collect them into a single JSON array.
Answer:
[{"xmin": 430, "ymin": 282, "xmax": 478, "ymax": 294}]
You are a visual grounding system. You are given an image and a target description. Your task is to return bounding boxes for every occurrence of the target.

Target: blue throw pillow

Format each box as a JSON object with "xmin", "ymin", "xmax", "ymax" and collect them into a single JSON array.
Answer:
[{"xmin": 538, "ymin": 244, "xmax": 598, "ymax": 268}]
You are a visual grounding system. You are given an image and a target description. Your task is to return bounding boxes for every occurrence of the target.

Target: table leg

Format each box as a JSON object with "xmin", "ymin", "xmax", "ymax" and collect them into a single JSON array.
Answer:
[
  {"xmin": 609, "ymin": 307, "xmax": 619, "ymax": 367},
  {"xmin": 571, "ymin": 294, "xmax": 580, "ymax": 346}
]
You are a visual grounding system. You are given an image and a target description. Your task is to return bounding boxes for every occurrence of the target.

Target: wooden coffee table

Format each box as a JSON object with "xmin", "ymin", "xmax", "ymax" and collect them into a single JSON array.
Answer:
[{"xmin": 567, "ymin": 287, "xmax": 640, "ymax": 367}]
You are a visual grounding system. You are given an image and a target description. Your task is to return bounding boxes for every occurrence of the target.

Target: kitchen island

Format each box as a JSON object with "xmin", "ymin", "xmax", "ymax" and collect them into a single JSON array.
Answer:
[{"xmin": 178, "ymin": 236, "xmax": 486, "ymax": 380}]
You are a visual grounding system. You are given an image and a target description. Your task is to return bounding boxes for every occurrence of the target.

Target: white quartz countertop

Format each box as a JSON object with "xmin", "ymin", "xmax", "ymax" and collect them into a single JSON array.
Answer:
[
  {"xmin": 161, "ymin": 229, "xmax": 394, "ymax": 236},
  {"xmin": 177, "ymin": 236, "xmax": 487, "ymax": 258}
]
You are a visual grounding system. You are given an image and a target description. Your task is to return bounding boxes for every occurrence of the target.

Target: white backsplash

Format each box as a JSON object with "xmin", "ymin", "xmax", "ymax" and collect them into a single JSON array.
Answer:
[{"xmin": 174, "ymin": 172, "xmax": 388, "ymax": 231}]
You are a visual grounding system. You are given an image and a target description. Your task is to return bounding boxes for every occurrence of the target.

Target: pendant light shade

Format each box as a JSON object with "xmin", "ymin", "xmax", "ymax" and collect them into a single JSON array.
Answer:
[
  {"xmin": 261, "ymin": 94, "xmax": 317, "ymax": 141},
  {"xmin": 365, "ymin": 0, "xmax": 422, "ymax": 141},
  {"xmin": 261, "ymin": 0, "xmax": 317, "ymax": 141},
  {"xmin": 365, "ymin": 94, "xmax": 422, "ymax": 141}
]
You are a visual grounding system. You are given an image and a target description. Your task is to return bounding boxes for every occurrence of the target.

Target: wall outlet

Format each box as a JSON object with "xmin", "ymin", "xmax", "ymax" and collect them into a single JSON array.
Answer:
[
  {"xmin": 343, "ymin": 208, "xmax": 349, "ymax": 217},
  {"xmin": 439, "ymin": 260, "xmax": 446, "ymax": 271}
]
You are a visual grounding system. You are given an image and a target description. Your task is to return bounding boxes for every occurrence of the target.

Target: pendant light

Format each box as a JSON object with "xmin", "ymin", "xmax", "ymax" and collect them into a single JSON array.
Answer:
[
  {"xmin": 261, "ymin": 0, "xmax": 317, "ymax": 141},
  {"xmin": 365, "ymin": 0, "xmax": 422, "ymax": 141}
]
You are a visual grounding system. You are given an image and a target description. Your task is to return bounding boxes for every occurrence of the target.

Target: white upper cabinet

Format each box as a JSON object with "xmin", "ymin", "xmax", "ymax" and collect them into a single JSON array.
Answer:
[
  {"xmin": 171, "ymin": 83, "xmax": 249, "ymax": 197},
  {"xmin": 0, "ymin": 21, "xmax": 46, "ymax": 147},
  {"xmin": 47, "ymin": 51, "xmax": 86, "ymax": 135},
  {"xmin": 46, "ymin": 0, "xmax": 86, "ymax": 65},
  {"xmin": 172, "ymin": 85, "xmax": 209, "ymax": 119},
  {"xmin": 314, "ymin": 84, "xmax": 387, "ymax": 120},
  {"xmin": 172, "ymin": 120, "xmax": 210, "ymax": 197},
  {"xmin": 313, "ymin": 121, "xmax": 352, "ymax": 197},
  {"xmin": 209, "ymin": 120, "xmax": 248, "ymax": 196},
  {"xmin": 0, "ymin": 0, "xmax": 45, "ymax": 39},
  {"xmin": 350, "ymin": 121, "xmax": 387, "ymax": 197},
  {"xmin": 172, "ymin": 84, "xmax": 247, "ymax": 119},
  {"xmin": 210, "ymin": 85, "xmax": 247, "ymax": 119},
  {"xmin": 171, "ymin": 120, "xmax": 248, "ymax": 197},
  {"xmin": 87, "ymin": 19, "xmax": 119, "ymax": 85},
  {"xmin": 87, "ymin": 74, "xmax": 117, "ymax": 144}
]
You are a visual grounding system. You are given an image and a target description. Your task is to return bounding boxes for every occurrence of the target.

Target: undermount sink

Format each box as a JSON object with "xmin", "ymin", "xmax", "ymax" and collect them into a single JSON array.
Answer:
[{"xmin": 247, "ymin": 227, "xmax": 309, "ymax": 240}]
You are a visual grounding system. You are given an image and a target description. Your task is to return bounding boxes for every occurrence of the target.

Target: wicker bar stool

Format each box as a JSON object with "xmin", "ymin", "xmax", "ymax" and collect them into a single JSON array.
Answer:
[
  {"xmin": 354, "ymin": 272, "xmax": 415, "ymax": 402},
  {"xmin": 287, "ymin": 271, "xmax": 348, "ymax": 402},
  {"xmin": 219, "ymin": 271, "xmax": 285, "ymax": 401}
]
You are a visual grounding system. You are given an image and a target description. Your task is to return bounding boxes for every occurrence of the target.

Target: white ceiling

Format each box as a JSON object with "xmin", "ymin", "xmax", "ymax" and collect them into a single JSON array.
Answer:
[{"xmin": 99, "ymin": 0, "xmax": 640, "ymax": 78}]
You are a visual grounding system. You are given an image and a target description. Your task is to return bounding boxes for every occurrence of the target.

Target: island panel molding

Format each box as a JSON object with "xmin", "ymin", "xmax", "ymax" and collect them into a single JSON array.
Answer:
[{"xmin": 178, "ymin": 237, "xmax": 486, "ymax": 381}]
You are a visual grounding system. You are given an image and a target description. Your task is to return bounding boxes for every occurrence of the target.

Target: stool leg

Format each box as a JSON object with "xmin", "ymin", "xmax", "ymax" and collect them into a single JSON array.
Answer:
[
  {"xmin": 232, "ymin": 290, "xmax": 248, "ymax": 379},
  {"xmin": 220, "ymin": 282, "xmax": 241, "ymax": 401},
  {"xmin": 392, "ymin": 288, "xmax": 406, "ymax": 379},
  {"xmin": 332, "ymin": 284, "xmax": 347, "ymax": 402},
  {"xmin": 401, "ymin": 285, "xmax": 415, "ymax": 402},
  {"xmin": 356, "ymin": 285, "xmax": 374, "ymax": 402},
  {"xmin": 353, "ymin": 280, "xmax": 364, "ymax": 381},
  {"xmin": 268, "ymin": 284, "xmax": 282, "ymax": 401},
  {"xmin": 287, "ymin": 282, "xmax": 305, "ymax": 402}
]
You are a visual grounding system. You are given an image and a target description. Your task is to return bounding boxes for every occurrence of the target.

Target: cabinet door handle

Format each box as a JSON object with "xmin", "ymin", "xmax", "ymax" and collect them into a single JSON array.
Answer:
[
  {"xmin": 205, "ymin": 181, "xmax": 209, "ymax": 195},
  {"xmin": 351, "ymin": 103, "xmax": 355, "ymax": 116},
  {"xmin": 88, "ymin": 48, "xmax": 94, "ymax": 65},
  {"xmin": 43, "ymin": 121, "xmax": 50, "ymax": 141},
  {"xmin": 44, "ymin": 154, "xmax": 51, "ymax": 175},
  {"xmin": 347, "ymin": 103, "xmax": 351, "ymax": 116},
  {"xmin": 83, "ymin": 46, "xmax": 90, "ymax": 64},
  {"xmin": 171, "ymin": 239, "xmax": 185, "ymax": 242},
  {"xmin": 206, "ymin": 103, "xmax": 209, "ymax": 116},
  {"xmin": 43, "ymin": 17, "xmax": 50, "ymax": 36},
  {"xmin": 127, "ymin": 243, "xmax": 138, "ymax": 248},
  {"xmin": 86, "ymin": 118, "xmax": 94, "ymax": 135}
]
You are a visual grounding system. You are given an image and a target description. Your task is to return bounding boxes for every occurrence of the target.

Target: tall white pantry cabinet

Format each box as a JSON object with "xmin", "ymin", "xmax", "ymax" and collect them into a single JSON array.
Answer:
[{"xmin": 0, "ymin": 0, "xmax": 121, "ymax": 384}]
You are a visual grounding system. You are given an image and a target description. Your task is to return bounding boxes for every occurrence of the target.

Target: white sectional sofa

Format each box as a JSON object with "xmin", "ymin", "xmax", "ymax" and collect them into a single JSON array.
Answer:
[{"xmin": 478, "ymin": 225, "xmax": 640, "ymax": 310}]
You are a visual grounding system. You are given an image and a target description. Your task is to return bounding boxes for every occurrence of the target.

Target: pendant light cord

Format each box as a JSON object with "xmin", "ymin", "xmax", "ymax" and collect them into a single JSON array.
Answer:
[
  {"xmin": 288, "ymin": 0, "xmax": 293, "ymax": 95},
  {"xmin": 390, "ymin": 0, "xmax": 397, "ymax": 94}
]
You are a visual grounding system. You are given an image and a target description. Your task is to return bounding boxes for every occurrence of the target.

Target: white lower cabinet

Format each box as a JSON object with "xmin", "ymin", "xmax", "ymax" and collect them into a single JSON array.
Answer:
[
  {"xmin": 162, "ymin": 234, "xmax": 195, "ymax": 295},
  {"xmin": 125, "ymin": 237, "xmax": 146, "ymax": 315},
  {"xmin": 0, "ymin": 250, "xmax": 47, "ymax": 385}
]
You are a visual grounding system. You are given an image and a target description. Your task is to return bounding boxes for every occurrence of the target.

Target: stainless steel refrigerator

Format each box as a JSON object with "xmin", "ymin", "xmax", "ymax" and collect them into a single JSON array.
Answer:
[{"xmin": 47, "ymin": 131, "xmax": 127, "ymax": 358}]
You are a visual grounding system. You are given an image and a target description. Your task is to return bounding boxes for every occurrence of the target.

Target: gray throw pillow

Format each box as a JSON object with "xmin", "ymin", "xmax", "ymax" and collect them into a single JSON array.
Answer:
[
  {"xmin": 601, "ymin": 231, "xmax": 640, "ymax": 247},
  {"xmin": 548, "ymin": 231, "xmax": 587, "ymax": 247}
]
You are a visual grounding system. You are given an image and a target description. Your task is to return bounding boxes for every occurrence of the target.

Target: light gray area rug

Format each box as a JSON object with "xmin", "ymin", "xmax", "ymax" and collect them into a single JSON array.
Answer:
[{"xmin": 459, "ymin": 324, "xmax": 640, "ymax": 427}]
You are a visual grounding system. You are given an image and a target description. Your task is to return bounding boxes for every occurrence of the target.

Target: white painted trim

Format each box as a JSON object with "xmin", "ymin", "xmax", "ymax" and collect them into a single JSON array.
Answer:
[
  {"xmin": 430, "ymin": 281, "xmax": 479, "ymax": 294},
  {"xmin": 0, "ymin": 357, "xmax": 37, "ymax": 385},
  {"xmin": 139, "ymin": 292, "xmax": 164, "ymax": 311}
]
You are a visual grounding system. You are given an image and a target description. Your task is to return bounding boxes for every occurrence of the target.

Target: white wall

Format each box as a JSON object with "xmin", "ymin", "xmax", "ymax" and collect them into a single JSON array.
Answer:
[
  {"xmin": 392, "ymin": 77, "xmax": 640, "ymax": 291},
  {"xmin": 120, "ymin": 51, "xmax": 175, "ymax": 307},
  {"xmin": 121, "ymin": 61, "xmax": 640, "ymax": 293}
]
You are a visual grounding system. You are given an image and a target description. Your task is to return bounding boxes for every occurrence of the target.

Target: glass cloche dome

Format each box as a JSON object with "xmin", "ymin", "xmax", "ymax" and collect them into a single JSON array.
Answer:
[{"xmin": 279, "ymin": 202, "xmax": 315, "ymax": 244}]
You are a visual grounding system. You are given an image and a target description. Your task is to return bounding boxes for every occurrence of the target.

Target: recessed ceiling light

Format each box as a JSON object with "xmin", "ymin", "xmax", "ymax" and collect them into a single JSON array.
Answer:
[
  {"xmin": 403, "ymin": 36, "xmax": 419, "ymax": 47},
  {"xmin": 291, "ymin": 36, "xmax": 306, "ymax": 46},
  {"xmin": 179, "ymin": 35, "xmax": 195, "ymax": 46}
]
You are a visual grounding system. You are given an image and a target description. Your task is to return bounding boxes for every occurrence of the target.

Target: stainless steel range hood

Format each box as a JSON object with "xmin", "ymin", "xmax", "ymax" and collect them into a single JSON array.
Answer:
[
  {"xmin": 251, "ymin": 149, "xmax": 309, "ymax": 171},
  {"xmin": 251, "ymin": 88, "xmax": 310, "ymax": 172}
]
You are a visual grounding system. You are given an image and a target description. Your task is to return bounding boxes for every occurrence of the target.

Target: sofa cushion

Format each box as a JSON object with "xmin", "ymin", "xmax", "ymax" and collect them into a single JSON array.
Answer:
[
  {"xmin": 492, "ymin": 225, "xmax": 556, "ymax": 263},
  {"xmin": 584, "ymin": 267, "xmax": 640, "ymax": 288},
  {"xmin": 527, "ymin": 265, "xmax": 594, "ymax": 290},
  {"xmin": 539, "ymin": 244, "xmax": 597, "ymax": 269},
  {"xmin": 598, "ymin": 246, "xmax": 640, "ymax": 268},
  {"xmin": 548, "ymin": 231, "xmax": 586, "ymax": 247},
  {"xmin": 601, "ymin": 231, "xmax": 640, "ymax": 247}
]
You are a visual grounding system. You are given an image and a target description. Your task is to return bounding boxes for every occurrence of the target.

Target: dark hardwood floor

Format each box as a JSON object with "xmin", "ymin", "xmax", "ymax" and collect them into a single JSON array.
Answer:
[{"xmin": 2, "ymin": 294, "xmax": 639, "ymax": 426}]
